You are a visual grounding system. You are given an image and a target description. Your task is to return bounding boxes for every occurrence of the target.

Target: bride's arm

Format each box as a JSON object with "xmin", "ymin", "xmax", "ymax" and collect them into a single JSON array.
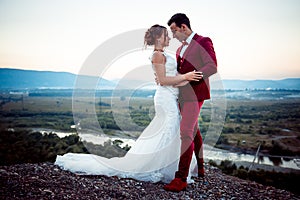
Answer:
[
  {"xmin": 152, "ymin": 52, "xmax": 202, "ymax": 86},
  {"xmin": 173, "ymin": 73, "xmax": 190, "ymax": 87},
  {"xmin": 173, "ymin": 80, "xmax": 189, "ymax": 87}
]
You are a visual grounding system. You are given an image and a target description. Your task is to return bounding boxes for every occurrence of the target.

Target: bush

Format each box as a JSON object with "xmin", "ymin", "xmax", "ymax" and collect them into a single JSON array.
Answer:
[
  {"xmin": 0, "ymin": 129, "xmax": 88, "ymax": 165},
  {"xmin": 234, "ymin": 168, "xmax": 248, "ymax": 179},
  {"xmin": 208, "ymin": 159, "xmax": 217, "ymax": 167},
  {"xmin": 214, "ymin": 159, "xmax": 300, "ymax": 195},
  {"xmin": 0, "ymin": 128, "xmax": 132, "ymax": 165}
]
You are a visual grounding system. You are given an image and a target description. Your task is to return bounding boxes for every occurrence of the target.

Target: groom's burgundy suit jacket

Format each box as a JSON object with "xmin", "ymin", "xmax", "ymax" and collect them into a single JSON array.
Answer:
[{"xmin": 176, "ymin": 33, "xmax": 217, "ymax": 102}]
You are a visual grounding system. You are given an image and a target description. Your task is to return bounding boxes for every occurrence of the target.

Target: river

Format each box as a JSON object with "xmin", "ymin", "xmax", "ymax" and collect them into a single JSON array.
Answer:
[{"xmin": 34, "ymin": 128, "xmax": 299, "ymax": 171}]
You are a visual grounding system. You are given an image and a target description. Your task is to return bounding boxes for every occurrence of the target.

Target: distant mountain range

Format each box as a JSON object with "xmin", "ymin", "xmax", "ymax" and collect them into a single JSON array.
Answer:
[
  {"xmin": 0, "ymin": 68, "xmax": 115, "ymax": 90},
  {"xmin": 221, "ymin": 78, "xmax": 300, "ymax": 90},
  {"xmin": 0, "ymin": 68, "xmax": 299, "ymax": 90}
]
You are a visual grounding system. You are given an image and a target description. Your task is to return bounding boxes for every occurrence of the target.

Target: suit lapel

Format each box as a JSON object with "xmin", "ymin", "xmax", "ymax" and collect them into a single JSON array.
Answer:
[
  {"xmin": 182, "ymin": 34, "xmax": 199, "ymax": 60},
  {"xmin": 178, "ymin": 34, "xmax": 202, "ymax": 71}
]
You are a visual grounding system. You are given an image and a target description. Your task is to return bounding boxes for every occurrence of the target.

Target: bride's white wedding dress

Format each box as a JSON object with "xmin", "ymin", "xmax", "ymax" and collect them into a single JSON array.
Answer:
[{"xmin": 55, "ymin": 52, "xmax": 197, "ymax": 183}]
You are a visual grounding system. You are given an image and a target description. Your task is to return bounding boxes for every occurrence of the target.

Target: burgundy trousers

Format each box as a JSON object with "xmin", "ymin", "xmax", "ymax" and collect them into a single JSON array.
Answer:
[{"xmin": 175, "ymin": 101, "xmax": 204, "ymax": 181}]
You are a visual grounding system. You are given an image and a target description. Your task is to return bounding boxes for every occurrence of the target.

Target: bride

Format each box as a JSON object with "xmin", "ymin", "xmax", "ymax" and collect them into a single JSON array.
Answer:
[{"xmin": 55, "ymin": 24, "xmax": 202, "ymax": 183}]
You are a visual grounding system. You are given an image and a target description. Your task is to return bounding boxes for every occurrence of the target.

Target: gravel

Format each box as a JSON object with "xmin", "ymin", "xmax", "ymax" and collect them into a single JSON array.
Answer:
[{"xmin": 0, "ymin": 162, "xmax": 298, "ymax": 200}]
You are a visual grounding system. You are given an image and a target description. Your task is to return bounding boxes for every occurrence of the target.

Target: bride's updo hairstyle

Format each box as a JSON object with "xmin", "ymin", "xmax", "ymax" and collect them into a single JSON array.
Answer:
[{"xmin": 144, "ymin": 24, "xmax": 167, "ymax": 48}]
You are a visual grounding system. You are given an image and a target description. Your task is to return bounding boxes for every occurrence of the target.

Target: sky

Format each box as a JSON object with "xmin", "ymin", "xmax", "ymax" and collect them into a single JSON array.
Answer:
[{"xmin": 0, "ymin": 0, "xmax": 300, "ymax": 80}]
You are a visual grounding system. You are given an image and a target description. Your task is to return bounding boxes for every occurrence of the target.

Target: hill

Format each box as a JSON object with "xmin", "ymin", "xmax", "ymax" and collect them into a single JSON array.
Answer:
[
  {"xmin": 0, "ymin": 68, "xmax": 115, "ymax": 90},
  {"xmin": 1, "ymin": 68, "xmax": 299, "ymax": 90},
  {"xmin": 221, "ymin": 79, "xmax": 300, "ymax": 90},
  {"xmin": 0, "ymin": 162, "xmax": 297, "ymax": 199}
]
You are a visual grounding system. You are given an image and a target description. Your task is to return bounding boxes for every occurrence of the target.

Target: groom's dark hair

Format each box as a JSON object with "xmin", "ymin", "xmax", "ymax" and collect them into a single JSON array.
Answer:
[{"xmin": 167, "ymin": 13, "xmax": 191, "ymax": 30}]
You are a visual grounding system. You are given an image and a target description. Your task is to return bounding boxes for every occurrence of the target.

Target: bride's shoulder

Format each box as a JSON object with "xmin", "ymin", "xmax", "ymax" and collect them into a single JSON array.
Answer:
[
  {"xmin": 151, "ymin": 51, "xmax": 166, "ymax": 63},
  {"xmin": 152, "ymin": 51, "xmax": 165, "ymax": 57}
]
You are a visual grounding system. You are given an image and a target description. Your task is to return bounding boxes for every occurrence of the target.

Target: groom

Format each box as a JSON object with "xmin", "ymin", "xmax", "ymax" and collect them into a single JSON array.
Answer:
[{"xmin": 163, "ymin": 13, "xmax": 218, "ymax": 192}]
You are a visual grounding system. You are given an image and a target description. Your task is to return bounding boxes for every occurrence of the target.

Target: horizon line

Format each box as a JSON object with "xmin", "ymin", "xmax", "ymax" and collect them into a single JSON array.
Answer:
[{"xmin": 1, "ymin": 67, "xmax": 299, "ymax": 81}]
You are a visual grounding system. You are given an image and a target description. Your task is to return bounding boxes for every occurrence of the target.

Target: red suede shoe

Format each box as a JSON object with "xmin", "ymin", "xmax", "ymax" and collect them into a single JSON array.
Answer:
[
  {"xmin": 198, "ymin": 167, "xmax": 205, "ymax": 178},
  {"xmin": 163, "ymin": 178, "xmax": 187, "ymax": 192}
]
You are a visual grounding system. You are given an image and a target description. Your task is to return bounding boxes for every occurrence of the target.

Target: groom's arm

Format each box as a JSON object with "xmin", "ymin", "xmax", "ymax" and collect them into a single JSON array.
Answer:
[{"xmin": 197, "ymin": 37, "xmax": 217, "ymax": 79}]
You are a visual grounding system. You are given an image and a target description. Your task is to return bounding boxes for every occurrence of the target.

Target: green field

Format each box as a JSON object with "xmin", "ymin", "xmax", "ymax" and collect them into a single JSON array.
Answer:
[
  {"xmin": 218, "ymin": 99, "xmax": 300, "ymax": 156},
  {"xmin": 1, "ymin": 92, "xmax": 300, "ymax": 156}
]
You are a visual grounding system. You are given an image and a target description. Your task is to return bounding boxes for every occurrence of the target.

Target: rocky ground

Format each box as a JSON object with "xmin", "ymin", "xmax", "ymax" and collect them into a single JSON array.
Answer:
[{"xmin": 0, "ymin": 162, "xmax": 299, "ymax": 200}]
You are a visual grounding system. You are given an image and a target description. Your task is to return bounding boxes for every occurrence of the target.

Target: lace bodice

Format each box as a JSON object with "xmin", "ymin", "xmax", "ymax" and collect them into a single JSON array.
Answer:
[
  {"xmin": 150, "ymin": 51, "xmax": 177, "ymax": 76},
  {"xmin": 150, "ymin": 51, "xmax": 179, "ymax": 96}
]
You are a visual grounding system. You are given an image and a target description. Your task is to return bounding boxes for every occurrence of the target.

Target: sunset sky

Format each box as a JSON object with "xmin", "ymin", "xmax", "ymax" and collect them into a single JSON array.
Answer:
[{"xmin": 0, "ymin": 0, "xmax": 299, "ymax": 80}]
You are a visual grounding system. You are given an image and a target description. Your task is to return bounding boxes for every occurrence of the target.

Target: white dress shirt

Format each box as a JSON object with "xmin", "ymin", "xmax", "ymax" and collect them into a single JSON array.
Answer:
[{"xmin": 180, "ymin": 32, "xmax": 196, "ymax": 57}]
